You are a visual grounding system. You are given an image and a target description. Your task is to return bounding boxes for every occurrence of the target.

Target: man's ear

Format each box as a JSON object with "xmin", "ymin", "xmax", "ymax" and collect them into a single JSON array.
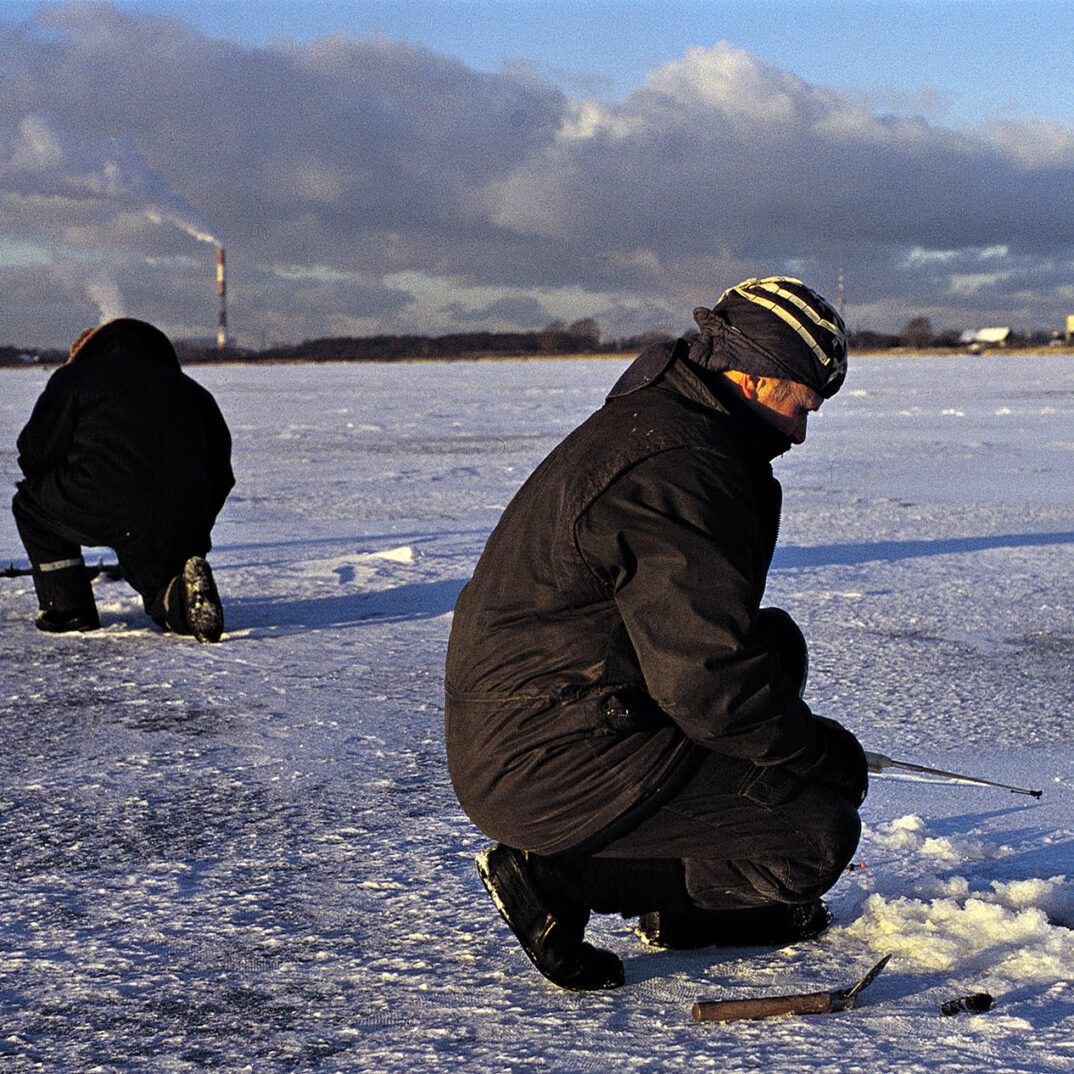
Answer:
[
  {"xmin": 722, "ymin": 369, "xmax": 763, "ymax": 402},
  {"xmin": 739, "ymin": 374, "xmax": 762, "ymax": 401}
]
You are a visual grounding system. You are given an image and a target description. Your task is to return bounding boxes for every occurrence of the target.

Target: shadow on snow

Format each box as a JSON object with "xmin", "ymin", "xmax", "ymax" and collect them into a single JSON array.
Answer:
[
  {"xmin": 225, "ymin": 577, "xmax": 466, "ymax": 634},
  {"xmin": 774, "ymin": 530, "xmax": 1074, "ymax": 570}
]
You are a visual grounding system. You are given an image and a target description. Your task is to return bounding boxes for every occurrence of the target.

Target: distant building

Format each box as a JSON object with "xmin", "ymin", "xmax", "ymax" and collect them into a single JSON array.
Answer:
[
  {"xmin": 1066, "ymin": 315, "xmax": 1074, "ymax": 342},
  {"xmin": 959, "ymin": 327, "xmax": 1011, "ymax": 348}
]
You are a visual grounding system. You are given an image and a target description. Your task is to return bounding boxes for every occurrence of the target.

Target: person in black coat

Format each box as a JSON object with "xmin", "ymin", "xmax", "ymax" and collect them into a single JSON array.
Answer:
[
  {"xmin": 12, "ymin": 318, "xmax": 234, "ymax": 642},
  {"xmin": 445, "ymin": 277, "xmax": 868, "ymax": 989}
]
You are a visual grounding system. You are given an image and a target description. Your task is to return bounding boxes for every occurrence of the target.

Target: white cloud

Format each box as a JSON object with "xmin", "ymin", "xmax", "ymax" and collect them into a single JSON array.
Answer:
[
  {"xmin": 2, "ymin": 6, "xmax": 1074, "ymax": 346},
  {"xmin": 6, "ymin": 114, "xmax": 66, "ymax": 173},
  {"xmin": 902, "ymin": 247, "xmax": 960, "ymax": 266},
  {"xmin": 949, "ymin": 272, "xmax": 1010, "ymax": 296}
]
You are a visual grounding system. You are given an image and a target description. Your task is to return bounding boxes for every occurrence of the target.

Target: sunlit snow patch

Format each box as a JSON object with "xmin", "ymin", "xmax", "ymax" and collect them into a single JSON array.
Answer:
[
  {"xmin": 368, "ymin": 546, "xmax": 416, "ymax": 564},
  {"xmin": 843, "ymin": 888, "xmax": 1074, "ymax": 978},
  {"xmin": 867, "ymin": 813, "xmax": 1014, "ymax": 864}
]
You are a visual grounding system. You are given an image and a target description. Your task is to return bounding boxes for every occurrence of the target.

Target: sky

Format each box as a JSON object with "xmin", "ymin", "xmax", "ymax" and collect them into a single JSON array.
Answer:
[{"xmin": 3, "ymin": 0, "xmax": 1074, "ymax": 348}]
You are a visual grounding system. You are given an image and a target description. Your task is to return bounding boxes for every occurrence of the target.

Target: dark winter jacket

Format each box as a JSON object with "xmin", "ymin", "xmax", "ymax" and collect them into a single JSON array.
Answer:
[
  {"xmin": 445, "ymin": 342, "xmax": 863, "ymax": 855},
  {"xmin": 15, "ymin": 319, "xmax": 234, "ymax": 566}
]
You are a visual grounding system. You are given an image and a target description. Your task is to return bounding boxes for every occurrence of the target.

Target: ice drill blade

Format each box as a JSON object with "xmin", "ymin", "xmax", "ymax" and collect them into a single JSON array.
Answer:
[
  {"xmin": 846, "ymin": 954, "xmax": 891, "ymax": 999},
  {"xmin": 831, "ymin": 954, "xmax": 892, "ymax": 1011}
]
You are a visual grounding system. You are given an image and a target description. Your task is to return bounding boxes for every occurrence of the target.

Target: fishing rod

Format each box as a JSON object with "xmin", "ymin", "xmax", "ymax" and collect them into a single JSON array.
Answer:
[
  {"xmin": 866, "ymin": 751, "xmax": 1042, "ymax": 798},
  {"xmin": 1, "ymin": 559, "xmax": 123, "ymax": 581}
]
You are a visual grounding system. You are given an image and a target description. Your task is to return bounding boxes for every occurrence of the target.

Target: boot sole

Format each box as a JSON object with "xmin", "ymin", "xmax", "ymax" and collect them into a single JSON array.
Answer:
[
  {"xmin": 182, "ymin": 557, "xmax": 223, "ymax": 643},
  {"xmin": 35, "ymin": 612, "xmax": 101, "ymax": 633}
]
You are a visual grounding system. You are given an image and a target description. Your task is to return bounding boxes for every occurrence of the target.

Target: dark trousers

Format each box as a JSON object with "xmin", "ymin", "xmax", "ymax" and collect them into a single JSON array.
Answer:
[
  {"xmin": 534, "ymin": 748, "xmax": 861, "ymax": 918},
  {"xmin": 12, "ymin": 490, "xmax": 183, "ymax": 627},
  {"xmin": 532, "ymin": 608, "xmax": 859, "ymax": 918}
]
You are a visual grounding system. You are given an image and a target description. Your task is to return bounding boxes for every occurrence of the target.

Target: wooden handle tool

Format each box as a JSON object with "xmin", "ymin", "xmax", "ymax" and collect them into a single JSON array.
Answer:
[{"xmin": 693, "ymin": 954, "xmax": 891, "ymax": 1023}]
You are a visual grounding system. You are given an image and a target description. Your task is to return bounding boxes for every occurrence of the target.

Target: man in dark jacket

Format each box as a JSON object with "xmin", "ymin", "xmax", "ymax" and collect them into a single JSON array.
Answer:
[
  {"xmin": 12, "ymin": 318, "xmax": 234, "ymax": 642},
  {"xmin": 445, "ymin": 277, "xmax": 868, "ymax": 990}
]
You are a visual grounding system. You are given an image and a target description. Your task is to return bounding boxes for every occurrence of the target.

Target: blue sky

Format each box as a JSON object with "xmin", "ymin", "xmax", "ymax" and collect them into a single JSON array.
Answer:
[{"xmin": 3, "ymin": 0, "xmax": 1074, "ymax": 347}]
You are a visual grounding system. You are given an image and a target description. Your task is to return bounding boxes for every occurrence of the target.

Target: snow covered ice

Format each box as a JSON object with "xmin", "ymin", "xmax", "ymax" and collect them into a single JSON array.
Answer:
[{"xmin": 1, "ymin": 353, "xmax": 1073, "ymax": 1072}]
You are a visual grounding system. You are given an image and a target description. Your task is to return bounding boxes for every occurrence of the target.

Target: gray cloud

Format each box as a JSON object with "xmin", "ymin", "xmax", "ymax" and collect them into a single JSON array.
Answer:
[{"xmin": 2, "ymin": 4, "xmax": 1074, "ymax": 348}]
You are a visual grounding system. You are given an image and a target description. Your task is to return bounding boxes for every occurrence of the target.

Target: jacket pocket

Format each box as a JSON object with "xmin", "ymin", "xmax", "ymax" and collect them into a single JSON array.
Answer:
[{"xmin": 738, "ymin": 763, "xmax": 800, "ymax": 807}]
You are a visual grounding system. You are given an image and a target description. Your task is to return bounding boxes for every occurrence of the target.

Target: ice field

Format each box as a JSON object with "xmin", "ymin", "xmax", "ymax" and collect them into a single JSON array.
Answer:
[{"xmin": 2, "ymin": 352, "xmax": 1074, "ymax": 1072}]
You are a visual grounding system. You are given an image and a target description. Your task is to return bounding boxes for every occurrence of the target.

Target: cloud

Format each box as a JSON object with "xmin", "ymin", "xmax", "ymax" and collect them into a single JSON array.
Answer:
[{"xmin": 2, "ymin": 4, "xmax": 1074, "ymax": 347}]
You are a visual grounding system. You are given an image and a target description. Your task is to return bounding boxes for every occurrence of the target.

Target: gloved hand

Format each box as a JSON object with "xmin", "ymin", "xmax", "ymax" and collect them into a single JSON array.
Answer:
[{"xmin": 751, "ymin": 607, "xmax": 809, "ymax": 697}]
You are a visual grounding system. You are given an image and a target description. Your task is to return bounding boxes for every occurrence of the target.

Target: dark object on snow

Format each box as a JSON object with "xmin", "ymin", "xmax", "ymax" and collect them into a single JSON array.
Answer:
[
  {"xmin": 11, "ymin": 319, "xmax": 233, "ymax": 639},
  {"xmin": 940, "ymin": 992, "xmax": 993, "ymax": 1016},
  {"xmin": 637, "ymin": 898, "xmax": 832, "ymax": 950},
  {"xmin": 446, "ymin": 350, "xmax": 866, "ymax": 857},
  {"xmin": 475, "ymin": 843, "xmax": 624, "ymax": 991},
  {"xmin": 692, "ymin": 953, "xmax": 891, "ymax": 1023},
  {"xmin": 866, "ymin": 752, "xmax": 1042, "ymax": 798},
  {"xmin": 448, "ymin": 280, "xmax": 865, "ymax": 991}
]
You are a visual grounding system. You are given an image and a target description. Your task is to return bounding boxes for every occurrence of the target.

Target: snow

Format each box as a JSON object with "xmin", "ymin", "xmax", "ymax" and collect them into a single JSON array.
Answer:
[{"xmin": 2, "ymin": 353, "xmax": 1073, "ymax": 1072}]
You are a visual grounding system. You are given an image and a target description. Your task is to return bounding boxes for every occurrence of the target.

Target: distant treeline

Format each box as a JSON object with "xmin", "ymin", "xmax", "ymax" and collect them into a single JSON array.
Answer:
[
  {"xmin": 0, "ymin": 345, "xmax": 67, "ymax": 367},
  {"xmin": 3, "ymin": 324, "xmax": 1070, "ymax": 368},
  {"xmin": 231, "ymin": 321, "xmax": 630, "ymax": 364},
  {"xmin": 2, "ymin": 322, "xmax": 648, "ymax": 368}
]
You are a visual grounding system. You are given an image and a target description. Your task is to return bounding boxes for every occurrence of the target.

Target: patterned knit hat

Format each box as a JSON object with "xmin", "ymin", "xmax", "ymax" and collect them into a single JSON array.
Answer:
[{"xmin": 689, "ymin": 277, "xmax": 847, "ymax": 398}]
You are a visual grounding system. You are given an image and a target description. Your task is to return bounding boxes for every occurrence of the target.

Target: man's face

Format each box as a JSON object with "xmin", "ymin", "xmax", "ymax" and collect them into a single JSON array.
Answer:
[{"xmin": 751, "ymin": 378, "xmax": 824, "ymax": 444}]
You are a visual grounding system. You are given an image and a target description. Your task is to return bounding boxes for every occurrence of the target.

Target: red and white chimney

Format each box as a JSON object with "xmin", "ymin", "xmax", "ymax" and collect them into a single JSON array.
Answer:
[{"xmin": 216, "ymin": 246, "xmax": 228, "ymax": 349}]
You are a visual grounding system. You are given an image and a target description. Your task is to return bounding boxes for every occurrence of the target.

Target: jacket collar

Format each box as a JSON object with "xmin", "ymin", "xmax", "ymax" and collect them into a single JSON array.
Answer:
[{"xmin": 630, "ymin": 345, "xmax": 793, "ymax": 461}]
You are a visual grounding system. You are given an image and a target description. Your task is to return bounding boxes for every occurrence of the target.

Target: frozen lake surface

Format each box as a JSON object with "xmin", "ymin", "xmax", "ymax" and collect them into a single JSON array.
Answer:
[{"xmin": 1, "ymin": 353, "xmax": 1073, "ymax": 1072}]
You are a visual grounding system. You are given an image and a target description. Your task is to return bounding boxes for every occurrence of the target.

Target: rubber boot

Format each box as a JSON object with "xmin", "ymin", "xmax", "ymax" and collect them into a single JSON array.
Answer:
[
  {"xmin": 31, "ymin": 559, "xmax": 100, "ymax": 633},
  {"xmin": 476, "ymin": 844, "xmax": 624, "ymax": 991}
]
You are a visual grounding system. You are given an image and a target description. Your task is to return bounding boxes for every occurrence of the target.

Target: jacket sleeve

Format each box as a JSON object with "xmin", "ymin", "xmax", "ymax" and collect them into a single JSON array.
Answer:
[
  {"xmin": 574, "ymin": 444, "xmax": 819, "ymax": 766},
  {"xmin": 15, "ymin": 369, "xmax": 78, "ymax": 480}
]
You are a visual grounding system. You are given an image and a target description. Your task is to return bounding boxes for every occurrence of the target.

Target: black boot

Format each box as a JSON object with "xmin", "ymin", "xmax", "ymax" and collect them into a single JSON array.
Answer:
[
  {"xmin": 163, "ymin": 557, "xmax": 223, "ymax": 643},
  {"xmin": 31, "ymin": 561, "xmax": 100, "ymax": 633},
  {"xmin": 637, "ymin": 898, "xmax": 832, "ymax": 950},
  {"xmin": 476, "ymin": 844, "xmax": 624, "ymax": 991}
]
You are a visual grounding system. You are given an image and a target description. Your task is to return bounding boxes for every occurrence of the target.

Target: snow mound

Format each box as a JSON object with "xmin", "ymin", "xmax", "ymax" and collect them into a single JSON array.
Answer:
[
  {"xmin": 868, "ymin": 813, "xmax": 1014, "ymax": 863},
  {"xmin": 368, "ymin": 545, "xmax": 416, "ymax": 564},
  {"xmin": 844, "ymin": 888, "xmax": 1074, "ymax": 978}
]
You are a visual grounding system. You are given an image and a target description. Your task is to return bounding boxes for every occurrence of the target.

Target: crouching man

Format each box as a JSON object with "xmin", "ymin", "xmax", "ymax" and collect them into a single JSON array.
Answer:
[
  {"xmin": 12, "ymin": 318, "xmax": 234, "ymax": 642},
  {"xmin": 445, "ymin": 277, "xmax": 867, "ymax": 990}
]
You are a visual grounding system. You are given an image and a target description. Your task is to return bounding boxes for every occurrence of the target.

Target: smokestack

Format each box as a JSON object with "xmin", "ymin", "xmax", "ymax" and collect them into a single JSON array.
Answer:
[{"xmin": 216, "ymin": 245, "xmax": 228, "ymax": 349}]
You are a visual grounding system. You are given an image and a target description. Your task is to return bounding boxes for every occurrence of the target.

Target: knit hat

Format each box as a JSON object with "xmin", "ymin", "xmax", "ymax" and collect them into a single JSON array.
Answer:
[{"xmin": 688, "ymin": 277, "xmax": 847, "ymax": 398}]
